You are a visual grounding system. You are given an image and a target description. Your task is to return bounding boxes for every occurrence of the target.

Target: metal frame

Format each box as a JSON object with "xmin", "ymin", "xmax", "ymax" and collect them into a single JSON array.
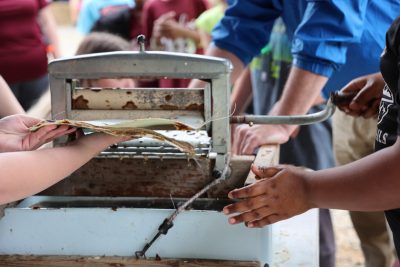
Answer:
[{"xmin": 49, "ymin": 51, "xmax": 231, "ymax": 176}]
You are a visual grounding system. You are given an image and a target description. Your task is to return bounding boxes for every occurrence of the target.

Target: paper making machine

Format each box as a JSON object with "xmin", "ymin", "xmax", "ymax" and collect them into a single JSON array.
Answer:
[{"xmin": 0, "ymin": 43, "xmax": 332, "ymax": 266}]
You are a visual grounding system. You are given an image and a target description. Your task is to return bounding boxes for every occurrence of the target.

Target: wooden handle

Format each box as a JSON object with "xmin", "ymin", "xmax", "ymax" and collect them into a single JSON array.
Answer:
[
  {"xmin": 331, "ymin": 91, "xmax": 357, "ymax": 106},
  {"xmin": 245, "ymin": 144, "xmax": 280, "ymax": 185}
]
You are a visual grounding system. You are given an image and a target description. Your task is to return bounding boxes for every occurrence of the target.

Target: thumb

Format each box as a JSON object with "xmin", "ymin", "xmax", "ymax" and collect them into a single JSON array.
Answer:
[
  {"xmin": 251, "ymin": 164, "xmax": 282, "ymax": 179},
  {"xmin": 18, "ymin": 114, "xmax": 43, "ymax": 129}
]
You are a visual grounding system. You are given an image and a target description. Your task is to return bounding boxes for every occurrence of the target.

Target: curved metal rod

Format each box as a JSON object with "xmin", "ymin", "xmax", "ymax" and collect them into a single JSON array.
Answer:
[{"xmin": 230, "ymin": 98, "xmax": 336, "ymax": 125}]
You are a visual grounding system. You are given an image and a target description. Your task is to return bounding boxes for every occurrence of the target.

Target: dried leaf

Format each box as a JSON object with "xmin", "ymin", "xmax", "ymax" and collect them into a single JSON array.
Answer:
[{"xmin": 30, "ymin": 119, "xmax": 196, "ymax": 156}]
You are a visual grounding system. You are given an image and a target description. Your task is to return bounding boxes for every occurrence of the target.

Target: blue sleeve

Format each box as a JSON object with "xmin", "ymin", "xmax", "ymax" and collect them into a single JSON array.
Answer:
[
  {"xmin": 292, "ymin": 0, "xmax": 369, "ymax": 77},
  {"xmin": 211, "ymin": 0, "xmax": 281, "ymax": 65}
]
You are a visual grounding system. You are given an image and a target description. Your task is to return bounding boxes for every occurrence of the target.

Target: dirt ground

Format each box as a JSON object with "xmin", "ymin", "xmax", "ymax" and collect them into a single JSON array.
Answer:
[
  {"xmin": 332, "ymin": 209, "xmax": 364, "ymax": 266},
  {"xmin": 52, "ymin": 4, "xmax": 366, "ymax": 266}
]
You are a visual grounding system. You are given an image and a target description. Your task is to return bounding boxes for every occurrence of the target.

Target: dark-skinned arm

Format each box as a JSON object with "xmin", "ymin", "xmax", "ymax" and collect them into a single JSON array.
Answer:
[{"xmin": 223, "ymin": 136, "xmax": 400, "ymax": 227}]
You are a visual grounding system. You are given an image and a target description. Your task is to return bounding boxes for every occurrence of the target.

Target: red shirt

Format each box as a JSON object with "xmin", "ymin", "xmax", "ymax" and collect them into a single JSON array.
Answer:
[
  {"xmin": 141, "ymin": 0, "xmax": 208, "ymax": 88},
  {"xmin": 142, "ymin": 0, "xmax": 207, "ymax": 42},
  {"xmin": 0, "ymin": 0, "xmax": 48, "ymax": 83}
]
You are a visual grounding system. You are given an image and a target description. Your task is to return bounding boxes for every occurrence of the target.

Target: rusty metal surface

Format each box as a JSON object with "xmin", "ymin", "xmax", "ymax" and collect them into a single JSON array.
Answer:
[
  {"xmin": 0, "ymin": 255, "xmax": 260, "ymax": 267},
  {"xmin": 49, "ymin": 51, "xmax": 231, "ymax": 177},
  {"xmin": 40, "ymin": 158, "xmax": 213, "ymax": 198},
  {"xmin": 72, "ymin": 88, "xmax": 204, "ymax": 111}
]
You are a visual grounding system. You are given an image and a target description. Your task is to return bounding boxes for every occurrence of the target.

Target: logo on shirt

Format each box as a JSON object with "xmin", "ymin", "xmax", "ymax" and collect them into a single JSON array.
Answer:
[{"xmin": 377, "ymin": 84, "xmax": 394, "ymax": 125}]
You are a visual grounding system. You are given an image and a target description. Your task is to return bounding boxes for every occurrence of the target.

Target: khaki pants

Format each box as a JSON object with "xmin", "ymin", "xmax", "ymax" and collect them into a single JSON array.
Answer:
[{"xmin": 333, "ymin": 110, "xmax": 395, "ymax": 267}]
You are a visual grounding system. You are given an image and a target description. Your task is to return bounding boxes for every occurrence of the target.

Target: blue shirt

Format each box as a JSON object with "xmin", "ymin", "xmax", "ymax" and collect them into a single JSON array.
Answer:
[
  {"xmin": 77, "ymin": 0, "xmax": 135, "ymax": 34},
  {"xmin": 212, "ymin": 0, "xmax": 400, "ymax": 98}
]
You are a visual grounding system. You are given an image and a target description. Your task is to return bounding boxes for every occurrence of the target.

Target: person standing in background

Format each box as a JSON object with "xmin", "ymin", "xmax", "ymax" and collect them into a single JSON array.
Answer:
[
  {"xmin": 141, "ymin": 0, "xmax": 208, "ymax": 88},
  {"xmin": 0, "ymin": 0, "xmax": 62, "ymax": 111},
  {"xmin": 332, "ymin": 73, "xmax": 397, "ymax": 267},
  {"xmin": 192, "ymin": 1, "xmax": 400, "ymax": 266}
]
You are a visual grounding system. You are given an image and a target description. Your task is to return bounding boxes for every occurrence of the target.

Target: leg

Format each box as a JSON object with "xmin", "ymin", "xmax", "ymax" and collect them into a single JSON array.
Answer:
[
  {"xmin": 350, "ymin": 211, "xmax": 394, "ymax": 267},
  {"xmin": 9, "ymin": 74, "xmax": 49, "ymax": 111},
  {"xmin": 320, "ymin": 208, "xmax": 336, "ymax": 267}
]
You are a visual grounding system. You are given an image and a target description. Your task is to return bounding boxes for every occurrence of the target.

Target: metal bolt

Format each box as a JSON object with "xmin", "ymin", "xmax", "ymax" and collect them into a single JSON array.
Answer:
[
  {"xmin": 212, "ymin": 170, "xmax": 222, "ymax": 179},
  {"xmin": 137, "ymin": 35, "xmax": 146, "ymax": 52}
]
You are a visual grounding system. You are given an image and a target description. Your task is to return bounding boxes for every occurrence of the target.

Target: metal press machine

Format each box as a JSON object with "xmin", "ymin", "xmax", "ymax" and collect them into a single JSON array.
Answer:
[{"xmin": 0, "ymin": 40, "xmax": 335, "ymax": 266}]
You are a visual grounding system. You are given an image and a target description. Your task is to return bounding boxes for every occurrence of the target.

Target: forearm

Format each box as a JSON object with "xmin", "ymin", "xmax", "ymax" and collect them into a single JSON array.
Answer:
[
  {"xmin": 0, "ymin": 133, "xmax": 120, "ymax": 204},
  {"xmin": 205, "ymin": 46, "xmax": 245, "ymax": 84},
  {"xmin": 69, "ymin": 0, "xmax": 81, "ymax": 25},
  {"xmin": 0, "ymin": 76, "xmax": 24, "ymax": 116},
  {"xmin": 188, "ymin": 46, "xmax": 244, "ymax": 88},
  {"xmin": 230, "ymin": 67, "xmax": 252, "ymax": 114},
  {"xmin": 306, "ymin": 139, "xmax": 400, "ymax": 211},
  {"xmin": 271, "ymin": 66, "xmax": 328, "ymax": 134},
  {"xmin": 39, "ymin": 7, "xmax": 62, "ymax": 58}
]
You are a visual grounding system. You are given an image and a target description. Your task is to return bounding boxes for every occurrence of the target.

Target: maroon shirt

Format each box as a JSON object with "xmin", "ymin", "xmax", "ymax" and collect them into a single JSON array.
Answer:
[
  {"xmin": 0, "ymin": 0, "xmax": 48, "ymax": 83},
  {"xmin": 141, "ymin": 0, "xmax": 208, "ymax": 88}
]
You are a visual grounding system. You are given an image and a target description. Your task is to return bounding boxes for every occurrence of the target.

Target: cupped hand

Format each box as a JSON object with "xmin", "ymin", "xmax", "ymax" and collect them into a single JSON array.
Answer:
[
  {"xmin": 152, "ymin": 11, "xmax": 176, "ymax": 44},
  {"xmin": 0, "ymin": 114, "xmax": 76, "ymax": 152},
  {"xmin": 223, "ymin": 164, "xmax": 313, "ymax": 227}
]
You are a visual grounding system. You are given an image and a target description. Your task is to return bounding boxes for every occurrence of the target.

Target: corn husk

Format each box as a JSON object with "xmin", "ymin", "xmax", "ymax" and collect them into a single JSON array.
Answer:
[{"xmin": 30, "ymin": 118, "xmax": 196, "ymax": 156}]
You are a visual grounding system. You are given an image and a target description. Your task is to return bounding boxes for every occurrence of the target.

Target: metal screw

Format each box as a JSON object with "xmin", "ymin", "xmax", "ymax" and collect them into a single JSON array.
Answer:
[
  {"xmin": 137, "ymin": 35, "xmax": 146, "ymax": 52},
  {"xmin": 212, "ymin": 170, "xmax": 222, "ymax": 179}
]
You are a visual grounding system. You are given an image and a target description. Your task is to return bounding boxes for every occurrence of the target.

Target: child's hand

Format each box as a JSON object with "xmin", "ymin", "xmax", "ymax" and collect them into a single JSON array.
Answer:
[
  {"xmin": 0, "ymin": 114, "xmax": 76, "ymax": 152},
  {"xmin": 152, "ymin": 11, "xmax": 176, "ymax": 44},
  {"xmin": 223, "ymin": 164, "xmax": 313, "ymax": 227}
]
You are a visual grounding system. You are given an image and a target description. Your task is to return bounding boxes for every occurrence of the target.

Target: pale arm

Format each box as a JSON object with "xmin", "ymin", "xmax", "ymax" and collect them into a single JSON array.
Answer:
[
  {"xmin": 233, "ymin": 66, "xmax": 328, "ymax": 154},
  {"xmin": 0, "ymin": 133, "xmax": 124, "ymax": 205},
  {"xmin": 269, "ymin": 66, "xmax": 328, "ymax": 134},
  {"xmin": 38, "ymin": 6, "xmax": 62, "ymax": 58},
  {"xmin": 230, "ymin": 67, "xmax": 253, "ymax": 115},
  {"xmin": 69, "ymin": 0, "xmax": 81, "ymax": 25},
  {"xmin": 0, "ymin": 76, "xmax": 24, "ymax": 117},
  {"xmin": 188, "ymin": 46, "xmax": 244, "ymax": 88}
]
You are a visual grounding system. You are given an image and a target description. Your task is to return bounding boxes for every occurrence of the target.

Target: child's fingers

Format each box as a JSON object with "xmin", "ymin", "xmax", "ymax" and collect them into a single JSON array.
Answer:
[
  {"xmin": 28, "ymin": 124, "xmax": 58, "ymax": 142},
  {"xmin": 41, "ymin": 126, "xmax": 77, "ymax": 143}
]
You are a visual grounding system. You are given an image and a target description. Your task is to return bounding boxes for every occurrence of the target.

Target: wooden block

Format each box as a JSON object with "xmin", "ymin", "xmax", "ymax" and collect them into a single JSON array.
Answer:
[
  {"xmin": 245, "ymin": 145, "xmax": 279, "ymax": 185},
  {"xmin": 208, "ymin": 155, "xmax": 254, "ymax": 197}
]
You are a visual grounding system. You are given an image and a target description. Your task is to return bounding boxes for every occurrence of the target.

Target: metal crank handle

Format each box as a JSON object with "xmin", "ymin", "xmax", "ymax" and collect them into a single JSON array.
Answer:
[{"xmin": 230, "ymin": 97, "xmax": 336, "ymax": 126}]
